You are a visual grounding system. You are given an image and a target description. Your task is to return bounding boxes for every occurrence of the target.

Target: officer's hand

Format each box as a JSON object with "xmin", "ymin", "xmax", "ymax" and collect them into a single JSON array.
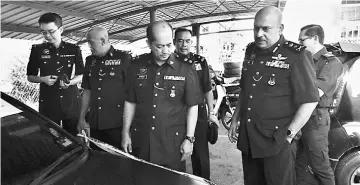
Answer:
[
  {"xmin": 228, "ymin": 121, "xmax": 239, "ymax": 143},
  {"xmin": 42, "ymin": 75, "xmax": 58, "ymax": 86},
  {"xmin": 59, "ymin": 80, "xmax": 70, "ymax": 89},
  {"xmin": 208, "ymin": 114, "xmax": 220, "ymax": 127},
  {"xmin": 77, "ymin": 120, "xmax": 90, "ymax": 145},
  {"xmin": 180, "ymin": 139, "xmax": 193, "ymax": 161},
  {"xmin": 122, "ymin": 132, "xmax": 132, "ymax": 153}
]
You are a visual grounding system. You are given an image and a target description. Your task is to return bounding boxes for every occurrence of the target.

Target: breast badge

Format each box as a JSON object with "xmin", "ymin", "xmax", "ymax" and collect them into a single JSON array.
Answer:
[
  {"xmin": 265, "ymin": 54, "xmax": 289, "ymax": 69},
  {"xmin": 140, "ymin": 66, "xmax": 147, "ymax": 74},
  {"xmin": 170, "ymin": 86, "xmax": 176, "ymax": 97}
]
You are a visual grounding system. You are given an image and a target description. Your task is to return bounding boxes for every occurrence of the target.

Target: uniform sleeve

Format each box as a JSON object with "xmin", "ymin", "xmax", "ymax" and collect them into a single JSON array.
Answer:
[
  {"xmin": 201, "ymin": 59, "xmax": 212, "ymax": 93},
  {"xmin": 81, "ymin": 57, "xmax": 91, "ymax": 90},
  {"xmin": 125, "ymin": 64, "xmax": 137, "ymax": 103},
  {"xmin": 316, "ymin": 57, "xmax": 343, "ymax": 94},
  {"xmin": 74, "ymin": 46, "xmax": 85, "ymax": 75},
  {"xmin": 291, "ymin": 50, "xmax": 320, "ymax": 104},
  {"xmin": 26, "ymin": 46, "xmax": 40, "ymax": 76},
  {"xmin": 185, "ymin": 66, "xmax": 201, "ymax": 106}
]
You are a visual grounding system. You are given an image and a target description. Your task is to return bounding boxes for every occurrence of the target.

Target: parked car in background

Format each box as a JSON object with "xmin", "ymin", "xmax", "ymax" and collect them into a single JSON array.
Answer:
[{"xmin": 1, "ymin": 92, "xmax": 215, "ymax": 185}]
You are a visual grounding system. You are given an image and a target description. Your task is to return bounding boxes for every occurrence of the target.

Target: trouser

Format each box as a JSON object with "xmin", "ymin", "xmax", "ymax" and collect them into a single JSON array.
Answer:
[
  {"xmin": 296, "ymin": 112, "xmax": 335, "ymax": 185},
  {"xmin": 90, "ymin": 127, "xmax": 123, "ymax": 151},
  {"xmin": 191, "ymin": 104, "xmax": 210, "ymax": 180},
  {"xmin": 242, "ymin": 141, "xmax": 297, "ymax": 185},
  {"xmin": 53, "ymin": 118, "xmax": 78, "ymax": 136}
]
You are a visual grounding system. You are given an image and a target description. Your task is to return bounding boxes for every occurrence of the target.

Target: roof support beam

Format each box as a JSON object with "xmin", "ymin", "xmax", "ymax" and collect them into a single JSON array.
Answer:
[
  {"xmin": 1, "ymin": 24, "xmax": 132, "ymax": 40},
  {"xmin": 64, "ymin": 1, "xmax": 197, "ymax": 35},
  {"xmin": 150, "ymin": 9, "xmax": 157, "ymax": 23},
  {"xmin": 2, "ymin": 1, "xmax": 132, "ymax": 26}
]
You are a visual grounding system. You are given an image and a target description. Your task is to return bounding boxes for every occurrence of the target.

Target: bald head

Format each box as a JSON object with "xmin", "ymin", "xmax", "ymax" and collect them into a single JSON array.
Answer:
[
  {"xmin": 253, "ymin": 6, "xmax": 284, "ymax": 49},
  {"xmin": 146, "ymin": 21, "xmax": 173, "ymax": 43},
  {"xmin": 87, "ymin": 27, "xmax": 111, "ymax": 57},
  {"xmin": 87, "ymin": 27, "xmax": 109, "ymax": 41}
]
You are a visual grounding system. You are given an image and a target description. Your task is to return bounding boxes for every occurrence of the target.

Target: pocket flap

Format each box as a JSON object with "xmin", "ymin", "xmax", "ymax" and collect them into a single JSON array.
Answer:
[{"xmin": 255, "ymin": 116, "xmax": 292, "ymax": 139}]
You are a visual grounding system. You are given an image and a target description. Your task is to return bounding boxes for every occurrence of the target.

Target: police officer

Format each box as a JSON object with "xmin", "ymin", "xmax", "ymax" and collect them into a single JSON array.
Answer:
[
  {"xmin": 228, "ymin": 7, "xmax": 320, "ymax": 185},
  {"xmin": 174, "ymin": 27, "xmax": 219, "ymax": 180},
  {"xmin": 296, "ymin": 24, "xmax": 343, "ymax": 185},
  {"xmin": 122, "ymin": 21, "xmax": 200, "ymax": 172},
  {"xmin": 27, "ymin": 13, "xmax": 84, "ymax": 136},
  {"xmin": 77, "ymin": 27, "xmax": 132, "ymax": 149}
]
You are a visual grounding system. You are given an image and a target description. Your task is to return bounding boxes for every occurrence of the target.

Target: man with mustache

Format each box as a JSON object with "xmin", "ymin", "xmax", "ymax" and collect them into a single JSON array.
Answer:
[
  {"xmin": 228, "ymin": 6, "xmax": 320, "ymax": 185},
  {"xmin": 173, "ymin": 27, "xmax": 219, "ymax": 180},
  {"xmin": 122, "ymin": 21, "xmax": 200, "ymax": 172},
  {"xmin": 77, "ymin": 27, "xmax": 132, "ymax": 150}
]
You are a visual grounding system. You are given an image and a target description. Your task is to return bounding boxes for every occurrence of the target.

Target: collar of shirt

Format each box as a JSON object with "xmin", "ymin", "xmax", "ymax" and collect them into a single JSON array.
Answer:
[
  {"xmin": 148, "ymin": 53, "xmax": 178, "ymax": 69},
  {"xmin": 313, "ymin": 47, "xmax": 327, "ymax": 61},
  {"xmin": 255, "ymin": 35, "xmax": 285, "ymax": 55}
]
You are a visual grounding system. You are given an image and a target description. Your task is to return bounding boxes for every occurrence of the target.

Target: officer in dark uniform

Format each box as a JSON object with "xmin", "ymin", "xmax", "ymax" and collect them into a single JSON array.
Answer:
[
  {"xmin": 27, "ymin": 13, "xmax": 84, "ymax": 136},
  {"xmin": 122, "ymin": 21, "xmax": 200, "ymax": 172},
  {"xmin": 174, "ymin": 27, "xmax": 219, "ymax": 180},
  {"xmin": 228, "ymin": 7, "xmax": 320, "ymax": 185},
  {"xmin": 77, "ymin": 27, "xmax": 132, "ymax": 149},
  {"xmin": 296, "ymin": 24, "xmax": 343, "ymax": 185}
]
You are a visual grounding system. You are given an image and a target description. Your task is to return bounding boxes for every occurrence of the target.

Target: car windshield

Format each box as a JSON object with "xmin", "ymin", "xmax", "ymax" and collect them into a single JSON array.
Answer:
[{"xmin": 1, "ymin": 95, "xmax": 83, "ymax": 185}]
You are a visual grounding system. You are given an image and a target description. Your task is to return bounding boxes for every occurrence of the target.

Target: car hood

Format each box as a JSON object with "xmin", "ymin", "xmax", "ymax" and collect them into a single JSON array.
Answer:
[{"xmin": 54, "ymin": 150, "xmax": 212, "ymax": 185}]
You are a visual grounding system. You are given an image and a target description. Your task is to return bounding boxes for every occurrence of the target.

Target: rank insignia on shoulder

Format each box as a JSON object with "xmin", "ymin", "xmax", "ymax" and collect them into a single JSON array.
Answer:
[
  {"xmin": 195, "ymin": 63, "xmax": 202, "ymax": 70},
  {"xmin": 285, "ymin": 41, "xmax": 306, "ymax": 52}
]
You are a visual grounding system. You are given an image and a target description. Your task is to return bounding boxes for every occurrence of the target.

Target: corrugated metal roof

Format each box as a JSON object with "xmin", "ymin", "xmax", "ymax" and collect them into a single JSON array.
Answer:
[{"xmin": 1, "ymin": 0, "xmax": 286, "ymax": 45}]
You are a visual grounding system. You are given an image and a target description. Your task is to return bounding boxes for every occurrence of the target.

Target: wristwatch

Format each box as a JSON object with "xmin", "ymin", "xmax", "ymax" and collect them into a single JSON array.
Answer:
[
  {"xmin": 287, "ymin": 129, "xmax": 295, "ymax": 138},
  {"xmin": 185, "ymin": 136, "xmax": 195, "ymax": 143}
]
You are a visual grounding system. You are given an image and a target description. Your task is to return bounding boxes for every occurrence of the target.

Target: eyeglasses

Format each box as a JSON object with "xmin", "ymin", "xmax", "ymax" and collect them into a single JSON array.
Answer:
[
  {"xmin": 40, "ymin": 27, "xmax": 60, "ymax": 36},
  {"xmin": 298, "ymin": 37, "xmax": 311, "ymax": 43}
]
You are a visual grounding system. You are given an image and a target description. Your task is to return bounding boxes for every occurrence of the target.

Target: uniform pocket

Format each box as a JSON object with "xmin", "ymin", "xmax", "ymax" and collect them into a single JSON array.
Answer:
[
  {"xmin": 263, "ymin": 72, "xmax": 291, "ymax": 97},
  {"xmin": 135, "ymin": 81, "xmax": 149, "ymax": 103},
  {"xmin": 255, "ymin": 116, "xmax": 292, "ymax": 144}
]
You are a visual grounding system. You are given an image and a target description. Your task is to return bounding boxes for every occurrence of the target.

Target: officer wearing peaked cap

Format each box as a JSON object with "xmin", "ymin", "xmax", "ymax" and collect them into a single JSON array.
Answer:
[
  {"xmin": 228, "ymin": 7, "xmax": 319, "ymax": 185},
  {"xmin": 27, "ymin": 13, "xmax": 84, "ymax": 136},
  {"xmin": 174, "ymin": 27, "xmax": 219, "ymax": 180},
  {"xmin": 122, "ymin": 21, "xmax": 201, "ymax": 172},
  {"xmin": 78, "ymin": 27, "xmax": 132, "ymax": 150}
]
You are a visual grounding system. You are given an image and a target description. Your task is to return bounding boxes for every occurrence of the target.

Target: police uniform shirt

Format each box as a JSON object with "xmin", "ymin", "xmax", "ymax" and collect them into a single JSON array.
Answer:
[
  {"xmin": 82, "ymin": 46, "xmax": 132, "ymax": 130},
  {"xmin": 237, "ymin": 35, "xmax": 320, "ymax": 158},
  {"xmin": 26, "ymin": 41, "xmax": 85, "ymax": 121},
  {"xmin": 312, "ymin": 47, "xmax": 343, "ymax": 108},
  {"xmin": 125, "ymin": 53, "xmax": 199, "ymax": 166},
  {"xmin": 180, "ymin": 52, "xmax": 212, "ymax": 101}
]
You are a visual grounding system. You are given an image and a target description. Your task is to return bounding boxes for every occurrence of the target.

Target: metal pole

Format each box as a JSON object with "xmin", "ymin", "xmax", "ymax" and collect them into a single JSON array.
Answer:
[
  {"xmin": 195, "ymin": 24, "xmax": 200, "ymax": 54},
  {"xmin": 150, "ymin": 9, "xmax": 157, "ymax": 23}
]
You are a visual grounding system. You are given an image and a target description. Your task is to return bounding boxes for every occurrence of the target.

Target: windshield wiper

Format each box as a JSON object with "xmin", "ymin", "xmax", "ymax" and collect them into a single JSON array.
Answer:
[{"xmin": 29, "ymin": 147, "xmax": 82, "ymax": 185}]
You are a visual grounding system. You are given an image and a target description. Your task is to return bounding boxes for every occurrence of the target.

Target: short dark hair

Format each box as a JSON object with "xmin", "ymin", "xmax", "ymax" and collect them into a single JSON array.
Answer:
[
  {"xmin": 300, "ymin": 24, "xmax": 325, "ymax": 44},
  {"xmin": 174, "ymin": 27, "xmax": 193, "ymax": 39},
  {"xmin": 146, "ymin": 21, "xmax": 173, "ymax": 43},
  {"xmin": 38, "ymin": 13, "xmax": 62, "ymax": 28}
]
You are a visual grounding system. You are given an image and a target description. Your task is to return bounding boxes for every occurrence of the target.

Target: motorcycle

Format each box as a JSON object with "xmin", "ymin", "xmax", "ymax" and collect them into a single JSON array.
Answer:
[{"xmin": 211, "ymin": 74, "xmax": 241, "ymax": 130}]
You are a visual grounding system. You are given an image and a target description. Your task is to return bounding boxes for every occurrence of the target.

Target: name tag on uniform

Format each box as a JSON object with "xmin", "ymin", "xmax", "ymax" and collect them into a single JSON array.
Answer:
[
  {"xmin": 60, "ymin": 54, "xmax": 75, "ymax": 57},
  {"xmin": 195, "ymin": 63, "xmax": 202, "ymax": 71},
  {"xmin": 164, "ymin": 75, "xmax": 185, "ymax": 81},
  {"xmin": 105, "ymin": 59, "xmax": 121, "ymax": 66},
  {"xmin": 137, "ymin": 74, "xmax": 147, "ymax": 79},
  {"xmin": 41, "ymin": 55, "xmax": 51, "ymax": 59}
]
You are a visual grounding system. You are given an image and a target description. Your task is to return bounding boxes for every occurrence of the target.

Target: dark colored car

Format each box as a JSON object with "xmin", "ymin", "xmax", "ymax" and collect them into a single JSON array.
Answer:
[
  {"xmin": 1, "ymin": 92, "xmax": 215, "ymax": 185},
  {"xmin": 324, "ymin": 42, "xmax": 360, "ymax": 185}
]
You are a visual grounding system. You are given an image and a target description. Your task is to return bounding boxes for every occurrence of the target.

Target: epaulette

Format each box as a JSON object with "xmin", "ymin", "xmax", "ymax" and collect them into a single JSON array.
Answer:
[
  {"xmin": 32, "ymin": 43, "xmax": 45, "ymax": 48},
  {"xmin": 245, "ymin": 42, "xmax": 256, "ymax": 55},
  {"xmin": 246, "ymin": 42, "xmax": 256, "ymax": 48},
  {"xmin": 132, "ymin": 53, "xmax": 149, "ymax": 61},
  {"xmin": 284, "ymin": 41, "xmax": 306, "ymax": 52}
]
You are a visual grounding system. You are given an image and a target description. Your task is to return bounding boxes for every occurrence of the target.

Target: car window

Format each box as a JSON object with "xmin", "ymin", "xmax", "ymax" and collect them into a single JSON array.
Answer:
[{"xmin": 1, "ymin": 98, "xmax": 82, "ymax": 185}]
